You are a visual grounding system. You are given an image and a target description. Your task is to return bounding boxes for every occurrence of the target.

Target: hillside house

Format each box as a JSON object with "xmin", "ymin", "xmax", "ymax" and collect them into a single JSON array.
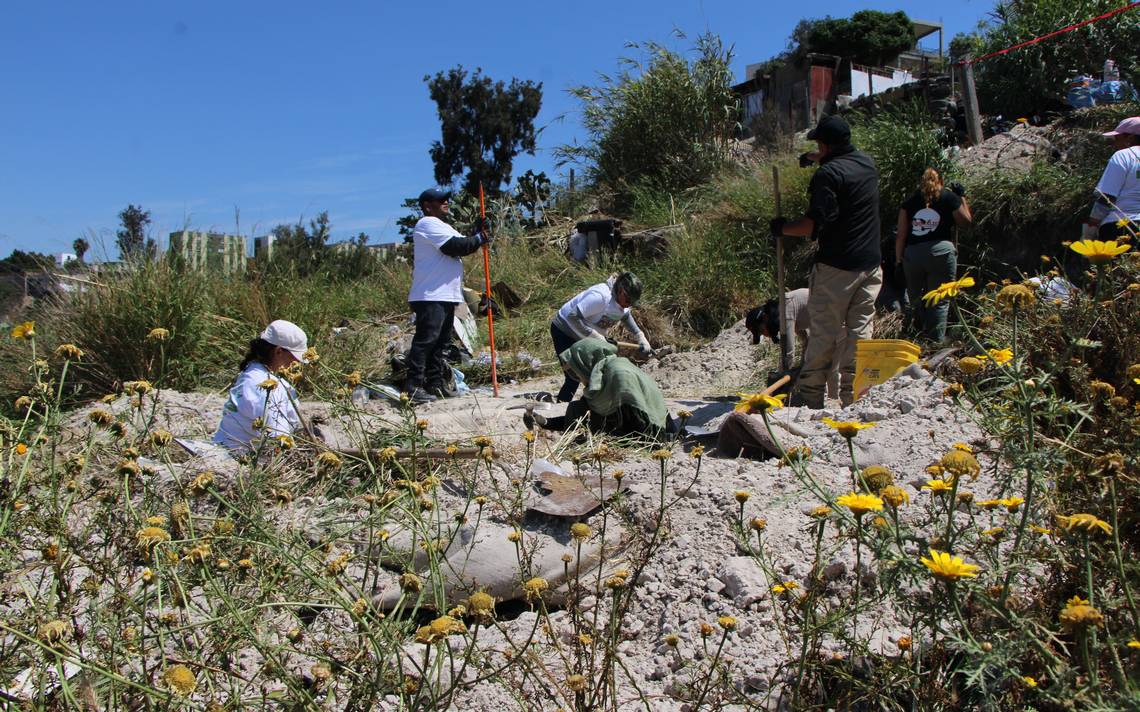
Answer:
[{"xmin": 735, "ymin": 19, "xmax": 944, "ymax": 136}]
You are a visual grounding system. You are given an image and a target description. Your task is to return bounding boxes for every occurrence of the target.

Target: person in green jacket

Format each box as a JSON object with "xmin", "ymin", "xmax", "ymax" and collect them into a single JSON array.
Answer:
[{"xmin": 524, "ymin": 339, "xmax": 671, "ymax": 441}]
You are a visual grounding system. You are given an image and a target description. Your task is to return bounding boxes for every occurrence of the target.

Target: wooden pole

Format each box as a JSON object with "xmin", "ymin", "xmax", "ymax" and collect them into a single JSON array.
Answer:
[
  {"xmin": 772, "ymin": 166, "xmax": 793, "ymax": 373},
  {"xmin": 961, "ymin": 58, "xmax": 984, "ymax": 147},
  {"xmin": 478, "ymin": 183, "xmax": 500, "ymax": 397}
]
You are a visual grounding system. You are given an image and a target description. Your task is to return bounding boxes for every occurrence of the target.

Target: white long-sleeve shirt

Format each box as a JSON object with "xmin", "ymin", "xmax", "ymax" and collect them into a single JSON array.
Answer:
[
  {"xmin": 552, "ymin": 279, "xmax": 642, "ymax": 340},
  {"xmin": 213, "ymin": 362, "xmax": 302, "ymax": 453}
]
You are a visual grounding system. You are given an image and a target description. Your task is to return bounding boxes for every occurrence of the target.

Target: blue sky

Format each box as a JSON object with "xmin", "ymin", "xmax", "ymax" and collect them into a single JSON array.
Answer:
[{"xmin": 0, "ymin": 0, "xmax": 994, "ymax": 260}]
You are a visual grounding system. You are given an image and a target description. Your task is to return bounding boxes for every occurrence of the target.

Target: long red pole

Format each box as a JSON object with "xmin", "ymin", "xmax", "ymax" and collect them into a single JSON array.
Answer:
[{"xmin": 478, "ymin": 183, "xmax": 499, "ymax": 397}]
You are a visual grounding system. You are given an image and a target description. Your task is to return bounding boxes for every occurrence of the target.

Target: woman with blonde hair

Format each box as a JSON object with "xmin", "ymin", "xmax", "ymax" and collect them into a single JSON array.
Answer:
[{"xmin": 895, "ymin": 168, "xmax": 972, "ymax": 341}]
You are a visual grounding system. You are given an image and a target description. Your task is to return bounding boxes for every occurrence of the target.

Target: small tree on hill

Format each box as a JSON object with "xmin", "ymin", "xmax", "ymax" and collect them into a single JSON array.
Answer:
[
  {"xmin": 72, "ymin": 237, "xmax": 90, "ymax": 263},
  {"xmin": 270, "ymin": 212, "xmax": 332, "ymax": 277},
  {"xmin": 425, "ymin": 67, "xmax": 543, "ymax": 197},
  {"xmin": 116, "ymin": 204, "xmax": 152, "ymax": 261},
  {"xmin": 805, "ymin": 10, "xmax": 915, "ymax": 67}
]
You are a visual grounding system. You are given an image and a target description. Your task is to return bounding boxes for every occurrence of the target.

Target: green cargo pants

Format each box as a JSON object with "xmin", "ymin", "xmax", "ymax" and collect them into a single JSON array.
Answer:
[{"xmin": 904, "ymin": 240, "xmax": 956, "ymax": 342}]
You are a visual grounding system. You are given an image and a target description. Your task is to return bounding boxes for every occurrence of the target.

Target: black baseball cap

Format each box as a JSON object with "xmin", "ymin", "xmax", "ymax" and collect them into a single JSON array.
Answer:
[
  {"xmin": 806, "ymin": 115, "xmax": 851, "ymax": 145},
  {"xmin": 418, "ymin": 188, "xmax": 451, "ymax": 205}
]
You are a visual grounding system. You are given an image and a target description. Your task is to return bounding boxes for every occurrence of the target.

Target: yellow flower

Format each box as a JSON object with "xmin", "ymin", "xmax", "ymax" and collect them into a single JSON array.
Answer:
[
  {"xmin": 567, "ymin": 674, "xmax": 588, "ymax": 693},
  {"xmin": 881, "ymin": 485, "xmax": 910, "ymax": 508},
  {"xmin": 14, "ymin": 395, "xmax": 32, "ymax": 411},
  {"xmin": 808, "ymin": 505, "xmax": 832, "ymax": 519},
  {"xmin": 1070, "ymin": 239, "xmax": 1130, "ymax": 264},
  {"xmin": 570, "ymin": 522, "xmax": 591, "ymax": 541},
  {"xmin": 835, "ymin": 492, "xmax": 884, "ymax": 517},
  {"xmin": 921, "ymin": 549, "xmax": 981, "ymax": 581},
  {"xmin": 37, "ymin": 619, "xmax": 72, "ymax": 646},
  {"xmin": 467, "ymin": 591, "xmax": 496, "ymax": 622},
  {"xmin": 123, "ymin": 380, "xmax": 153, "ymax": 395},
  {"xmin": 1055, "ymin": 513, "xmax": 1112, "ymax": 536},
  {"xmin": 689, "ymin": 444, "xmax": 705, "ymax": 458},
  {"xmin": 897, "ymin": 635, "xmax": 912, "ymax": 651},
  {"xmin": 749, "ymin": 517, "xmax": 767, "ymax": 532},
  {"xmin": 651, "ymin": 448, "xmax": 672, "ymax": 460},
  {"xmin": 985, "ymin": 348, "xmax": 1013, "ymax": 365},
  {"xmin": 11, "ymin": 321, "xmax": 35, "ymax": 339},
  {"xmin": 922, "ymin": 479, "xmax": 954, "ymax": 494},
  {"xmin": 162, "ymin": 665, "xmax": 197, "ymax": 696},
  {"xmin": 378, "ymin": 446, "xmax": 398, "ymax": 462},
  {"xmin": 1022, "ymin": 676, "xmax": 1037, "ymax": 688},
  {"xmin": 136, "ymin": 526, "xmax": 171, "ymax": 553},
  {"xmin": 922, "ymin": 275, "xmax": 975, "ymax": 306},
  {"xmin": 1059, "ymin": 599, "xmax": 1104, "ymax": 631},
  {"xmin": 521, "ymin": 430, "xmax": 536, "ymax": 443},
  {"xmin": 54, "ymin": 343, "xmax": 84, "ymax": 360},
  {"xmin": 771, "ymin": 580, "xmax": 800, "ymax": 595},
  {"xmin": 995, "ymin": 284, "xmax": 1036, "ymax": 311},
  {"xmin": 717, "ymin": 615, "xmax": 738, "ymax": 631},
  {"xmin": 302, "ymin": 347, "xmax": 319, "ymax": 363},
  {"xmin": 15, "ymin": 443, "xmax": 27, "ymax": 456},
  {"xmin": 414, "ymin": 615, "xmax": 466, "ymax": 643},
  {"xmin": 316, "ymin": 451, "xmax": 343, "ymax": 472},
  {"xmin": 276, "ymin": 434, "xmax": 295, "ymax": 450},
  {"xmin": 958, "ymin": 356, "xmax": 986, "ymax": 375},
  {"xmin": 88, "ymin": 408, "xmax": 113, "ymax": 428},
  {"xmin": 940, "ymin": 450, "xmax": 981, "ymax": 479},
  {"xmin": 345, "ymin": 371, "xmax": 362, "ymax": 387},
  {"xmin": 1000, "ymin": 496, "xmax": 1024, "ymax": 512},
  {"xmin": 677, "ymin": 408, "xmax": 693, "ymax": 419},
  {"xmin": 822, "ymin": 417, "xmax": 875, "ymax": 438},
  {"xmin": 976, "ymin": 499, "xmax": 1002, "ymax": 510},
  {"xmin": 146, "ymin": 328, "xmax": 170, "ymax": 342},
  {"xmin": 1128, "ymin": 640, "xmax": 1140, "ymax": 650},
  {"xmin": 734, "ymin": 391, "xmax": 786, "ymax": 414},
  {"xmin": 734, "ymin": 490, "xmax": 750, "ymax": 504},
  {"xmin": 399, "ymin": 572, "xmax": 422, "ymax": 592},
  {"xmin": 472, "ymin": 435, "xmax": 493, "ymax": 448},
  {"xmin": 259, "ymin": 378, "xmax": 279, "ymax": 392},
  {"xmin": 522, "ymin": 576, "xmax": 549, "ymax": 602},
  {"xmin": 861, "ymin": 465, "xmax": 894, "ymax": 491},
  {"xmin": 952, "ymin": 442, "xmax": 973, "ymax": 453}
]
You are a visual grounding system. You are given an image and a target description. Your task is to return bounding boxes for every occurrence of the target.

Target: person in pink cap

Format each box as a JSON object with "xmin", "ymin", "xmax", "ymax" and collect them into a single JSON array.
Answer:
[{"xmin": 1083, "ymin": 117, "xmax": 1140, "ymax": 241}]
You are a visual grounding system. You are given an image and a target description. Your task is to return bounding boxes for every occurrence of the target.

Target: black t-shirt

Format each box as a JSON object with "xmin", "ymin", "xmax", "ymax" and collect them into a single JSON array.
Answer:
[
  {"xmin": 806, "ymin": 146, "xmax": 881, "ymax": 271},
  {"xmin": 902, "ymin": 188, "xmax": 961, "ymax": 245}
]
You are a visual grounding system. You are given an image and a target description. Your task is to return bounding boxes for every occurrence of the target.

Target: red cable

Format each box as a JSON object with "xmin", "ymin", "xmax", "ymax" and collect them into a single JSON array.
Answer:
[{"xmin": 963, "ymin": 1, "xmax": 1139, "ymax": 65}]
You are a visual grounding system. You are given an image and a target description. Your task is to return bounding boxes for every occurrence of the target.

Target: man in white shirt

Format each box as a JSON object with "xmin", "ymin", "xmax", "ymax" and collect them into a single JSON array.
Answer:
[
  {"xmin": 406, "ymin": 188, "xmax": 490, "ymax": 404},
  {"xmin": 550, "ymin": 272, "xmax": 652, "ymax": 402},
  {"xmin": 1085, "ymin": 117, "xmax": 1140, "ymax": 241}
]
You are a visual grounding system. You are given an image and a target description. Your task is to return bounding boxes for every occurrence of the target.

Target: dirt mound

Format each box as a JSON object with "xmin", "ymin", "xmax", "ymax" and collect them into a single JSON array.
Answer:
[
  {"xmin": 955, "ymin": 124, "xmax": 1058, "ymax": 173},
  {"xmin": 642, "ymin": 319, "xmax": 769, "ymax": 397}
]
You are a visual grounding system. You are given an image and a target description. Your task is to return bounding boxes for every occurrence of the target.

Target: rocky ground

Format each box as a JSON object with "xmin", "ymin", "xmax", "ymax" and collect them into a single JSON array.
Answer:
[{"xmin": 10, "ymin": 323, "xmax": 1009, "ymax": 710}]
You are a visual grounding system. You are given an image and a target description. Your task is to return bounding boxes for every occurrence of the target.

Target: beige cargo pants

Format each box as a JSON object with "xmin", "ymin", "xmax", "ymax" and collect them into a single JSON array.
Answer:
[{"xmin": 792, "ymin": 263, "xmax": 882, "ymax": 408}]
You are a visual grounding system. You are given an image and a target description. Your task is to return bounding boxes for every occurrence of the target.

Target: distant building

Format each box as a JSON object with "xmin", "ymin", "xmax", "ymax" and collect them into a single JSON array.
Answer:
[
  {"xmin": 735, "ymin": 19, "xmax": 944, "ymax": 136},
  {"xmin": 54, "ymin": 253, "xmax": 77, "ymax": 268},
  {"xmin": 253, "ymin": 234, "xmax": 276, "ymax": 262},
  {"xmin": 168, "ymin": 231, "xmax": 246, "ymax": 274}
]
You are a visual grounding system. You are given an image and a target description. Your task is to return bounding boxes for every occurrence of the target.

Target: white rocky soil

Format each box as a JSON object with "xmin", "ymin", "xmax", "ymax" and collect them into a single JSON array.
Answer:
[{"xmin": 19, "ymin": 322, "xmax": 1001, "ymax": 710}]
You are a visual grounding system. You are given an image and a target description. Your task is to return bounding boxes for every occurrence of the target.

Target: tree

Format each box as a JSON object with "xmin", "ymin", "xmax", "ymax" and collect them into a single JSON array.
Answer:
[
  {"xmin": 558, "ymin": 32, "xmax": 739, "ymax": 209},
  {"xmin": 72, "ymin": 237, "xmax": 89, "ymax": 263},
  {"xmin": 804, "ymin": 11, "xmax": 915, "ymax": 67},
  {"xmin": 116, "ymin": 204, "xmax": 151, "ymax": 261},
  {"xmin": 269, "ymin": 212, "xmax": 331, "ymax": 277},
  {"xmin": 970, "ymin": 0, "xmax": 1140, "ymax": 117},
  {"xmin": 515, "ymin": 170, "xmax": 552, "ymax": 225},
  {"xmin": 0, "ymin": 250, "xmax": 53, "ymax": 274},
  {"xmin": 425, "ymin": 67, "xmax": 542, "ymax": 197}
]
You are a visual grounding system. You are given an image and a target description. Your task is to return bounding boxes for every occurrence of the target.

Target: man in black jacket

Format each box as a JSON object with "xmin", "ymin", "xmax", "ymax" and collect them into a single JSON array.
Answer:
[
  {"xmin": 771, "ymin": 116, "xmax": 882, "ymax": 408},
  {"xmin": 405, "ymin": 188, "xmax": 490, "ymax": 404}
]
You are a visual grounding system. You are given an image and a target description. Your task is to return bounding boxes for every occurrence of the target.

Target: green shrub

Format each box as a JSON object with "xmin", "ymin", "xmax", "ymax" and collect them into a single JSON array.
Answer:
[{"xmin": 559, "ymin": 31, "xmax": 738, "ymax": 212}]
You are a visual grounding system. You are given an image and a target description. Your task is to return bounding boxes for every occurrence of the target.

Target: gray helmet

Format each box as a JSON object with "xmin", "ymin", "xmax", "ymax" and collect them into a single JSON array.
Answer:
[{"xmin": 614, "ymin": 272, "xmax": 643, "ymax": 305}]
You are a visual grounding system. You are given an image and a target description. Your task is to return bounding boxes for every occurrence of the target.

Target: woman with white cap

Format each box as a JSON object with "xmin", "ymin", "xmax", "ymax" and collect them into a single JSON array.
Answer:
[
  {"xmin": 214, "ymin": 320, "xmax": 310, "ymax": 454},
  {"xmin": 1084, "ymin": 117, "xmax": 1140, "ymax": 241}
]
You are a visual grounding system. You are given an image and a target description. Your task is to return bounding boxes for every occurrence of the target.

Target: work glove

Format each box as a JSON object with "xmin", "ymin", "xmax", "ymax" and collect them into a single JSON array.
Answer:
[
  {"xmin": 472, "ymin": 216, "xmax": 491, "ymax": 234},
  {"xmin": 770, "ymin": 217, "xmax": 788, "ymax": 237},
  {"xmin": 798, "ymin": 152, "xmax": 815, "ymax": 168},
  {"xmin": 636, "ymin": 334, "xmax": 653, "ymax": 356},
  {"xmin": 948, "ymin": 182, "xmax": 966, "ymax": 197},
  {"xmin": 478, "ymin": 230, "xmax": 493, "ymax": 246}
]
